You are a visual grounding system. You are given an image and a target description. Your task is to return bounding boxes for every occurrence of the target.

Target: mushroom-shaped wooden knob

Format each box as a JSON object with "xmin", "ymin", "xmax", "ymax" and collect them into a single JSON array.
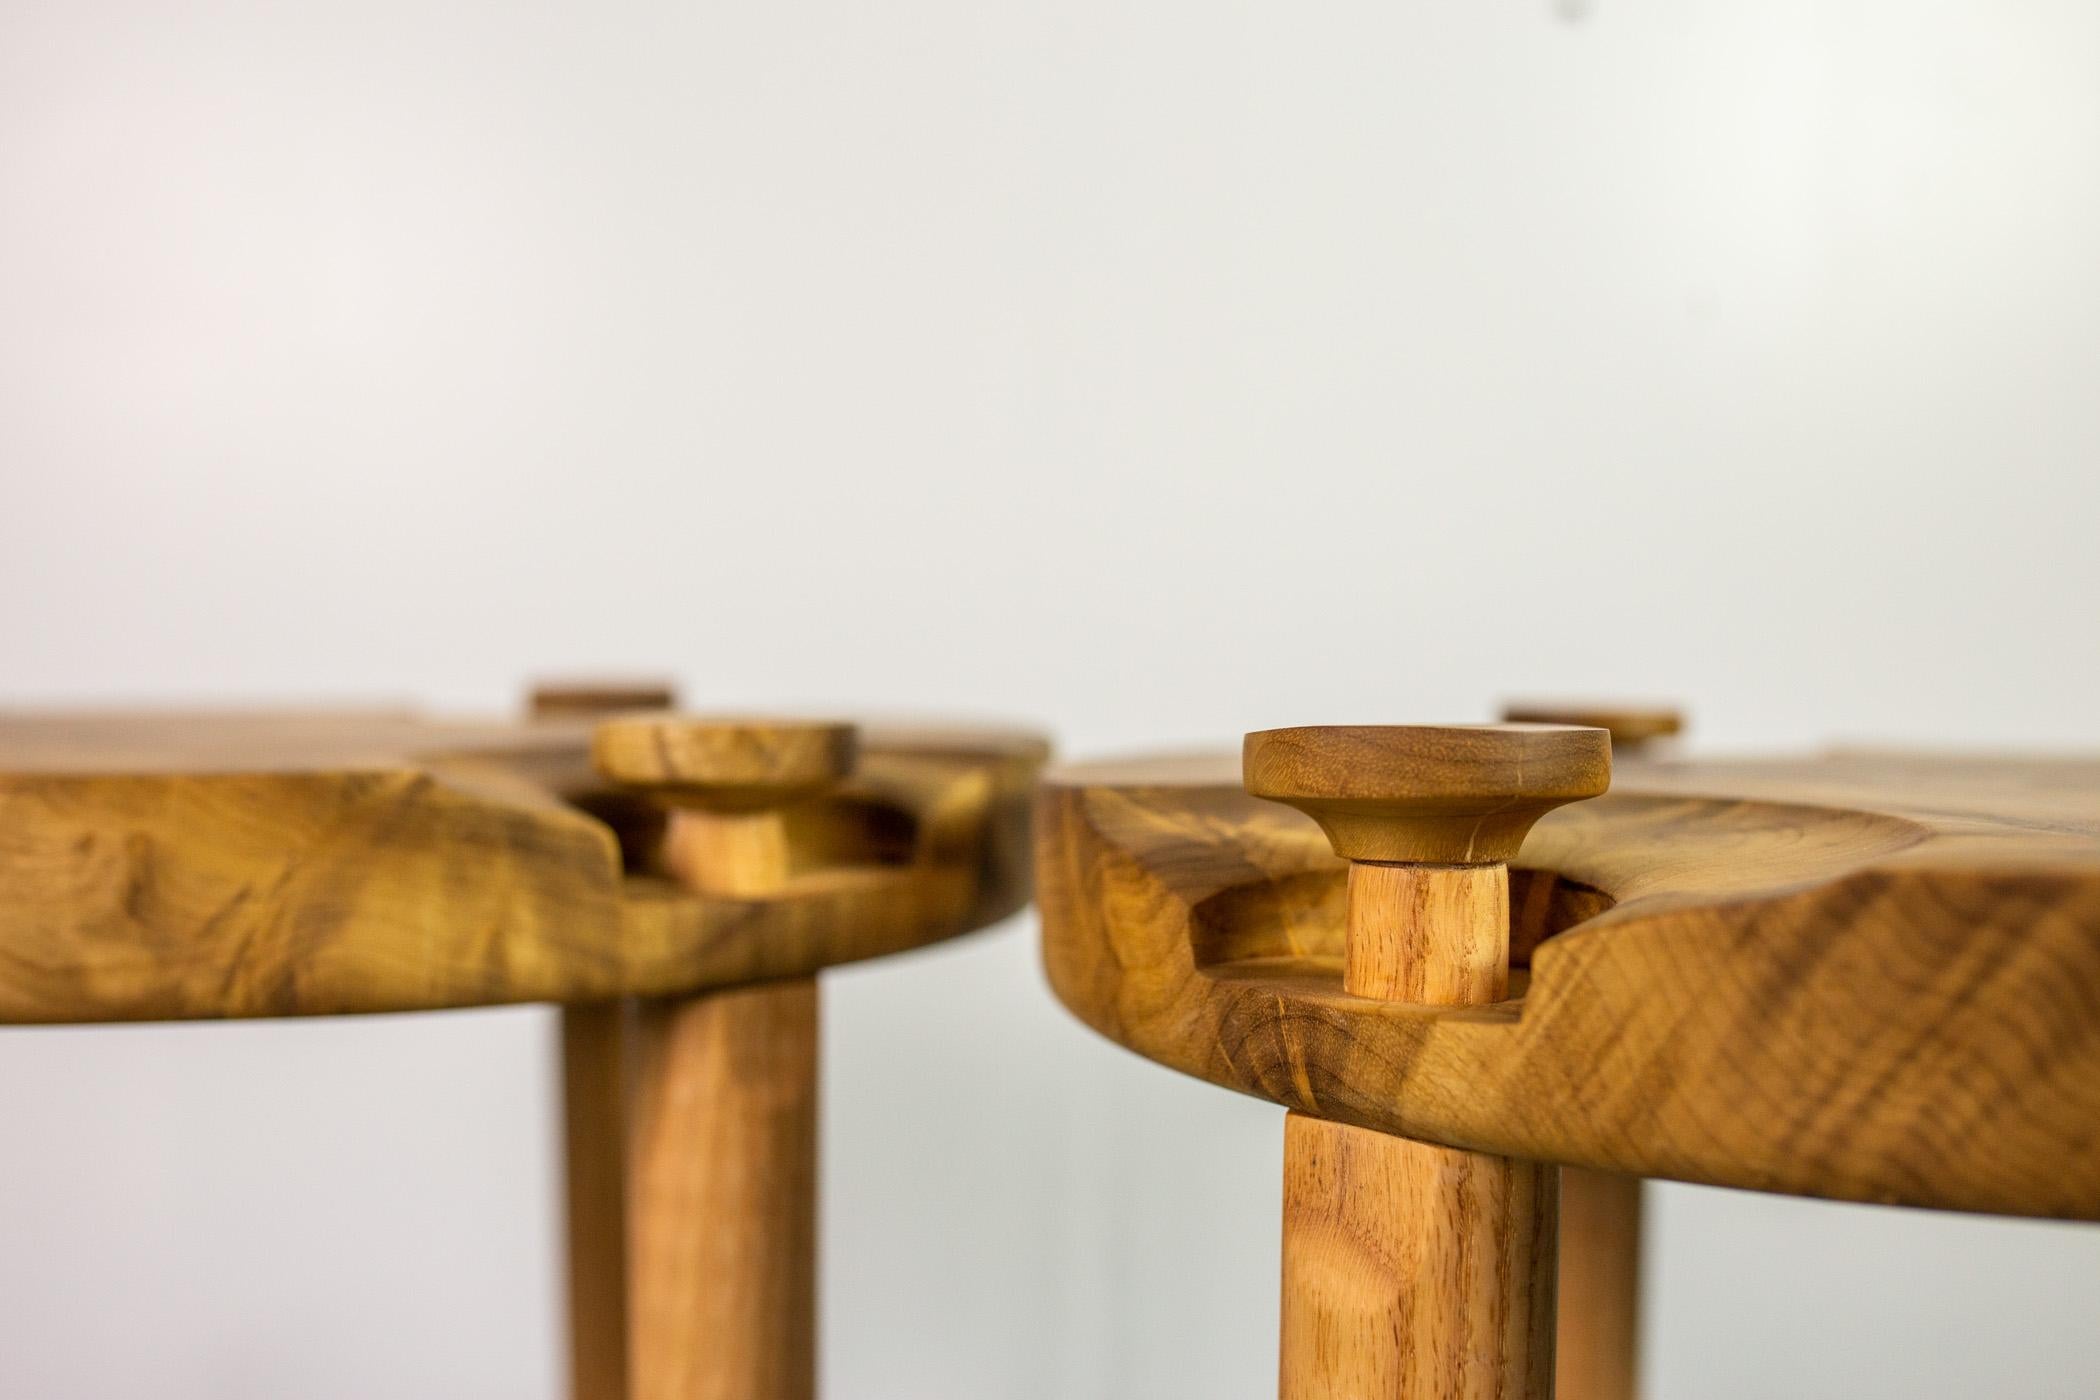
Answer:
[
  {"xmin": 1244, "ymin": 724, "xmax": 1610, "ymax": 1005},
  {"xmin": 592, "ymin": 716, "xmax": 858, "ymax": 896},
  {"xmin": 527, "ymin": 678, "xmax": 680, "ymax": 719},
  {"xmin": 1501, "ymin": 701, "xmax": 1683, "ymax": 753}
]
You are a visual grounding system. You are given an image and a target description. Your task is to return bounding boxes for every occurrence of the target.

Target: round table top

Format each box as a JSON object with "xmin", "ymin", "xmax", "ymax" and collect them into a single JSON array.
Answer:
[
  {"xmin": 0, "ymin": 709, "xmax": 1048, "ymax": 1025},
  {"xmin": 1038, "ymin": 743, "xmax": 2100, "ymax": 1222}
]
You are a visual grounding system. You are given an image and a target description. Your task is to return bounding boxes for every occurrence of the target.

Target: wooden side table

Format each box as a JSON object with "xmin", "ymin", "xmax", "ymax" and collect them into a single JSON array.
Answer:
[
  {"xmin": 1035, "ymin": 721, "xmax": 2100, "ymax": 1399},
  {"xmin": 0, "ymin": 693, "xmax": 1048, "ymax": 1400}
]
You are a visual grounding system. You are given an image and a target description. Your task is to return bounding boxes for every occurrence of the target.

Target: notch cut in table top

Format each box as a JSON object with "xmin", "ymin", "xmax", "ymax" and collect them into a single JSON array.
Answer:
[
  {"xmin": 1036, "ymin": 746, "xmax": 2100, "ymax": 1220},
  {"xmin": 0, "ymin": 710, "xmax": 1048, "ymax": 1025}
]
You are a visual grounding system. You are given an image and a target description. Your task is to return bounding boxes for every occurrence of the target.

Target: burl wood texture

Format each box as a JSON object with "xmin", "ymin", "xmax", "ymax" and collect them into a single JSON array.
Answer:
[
  {"xmin": 1037, "ymin": 749, "xmax": 2100, "ymax": 1218},
  {"xmin": 1282, "ymin": 1113, "xmax": 1558, "ymax": 1400},
  {"xmin": 1555, "ymin": 1168, "xmax": 1642, "ymax": 1400},
  {"xmin": 629, "ymin": 978, "xmax": 819, "ymax": 1400},
  {"xmin": 0, "ymin": 711, "xmax": 1047, "ymax": 1023}
]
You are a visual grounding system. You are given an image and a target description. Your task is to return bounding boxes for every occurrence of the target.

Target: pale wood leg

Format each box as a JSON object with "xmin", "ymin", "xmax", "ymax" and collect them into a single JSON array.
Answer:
[
  {"xmin": 562, "ymin": 1000, "xmax": 638, "ymax": 1400},
  {"xmin": 629, "ymin": 977, "xmax": 819, "ymax": 1400},
  {"xmin": 1280, "ymin": 1112, "xmax": 1559, "ymax": 1400},
  {"xmin": 1555, "ymin": 1168, "xmax": 1643, "ymax": 1400}
]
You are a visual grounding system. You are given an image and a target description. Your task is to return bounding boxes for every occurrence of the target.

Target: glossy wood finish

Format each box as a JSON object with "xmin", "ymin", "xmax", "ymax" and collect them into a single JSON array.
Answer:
[
  {"xmin": 0, "ymin": 705, "xmax": 1047, "ymax": 1400},
  {"xmin": 605, "ymin": 716, "xmax": 838, "ymax": 1400},
  {"xmin": 1269, "ymin": 726, "xmax": 1592, "ymax": 1399},
  {"xmin": 0, "ymin": 711, "xmax": 1046, "ymax": 1023},
  {"xmin": 1244, "ymin": 724, "xmax": 1611, "ymax": 864},
  {"xmin": 1036, "ymin": 747, "xmax": 2100, "ymax": 1219}
]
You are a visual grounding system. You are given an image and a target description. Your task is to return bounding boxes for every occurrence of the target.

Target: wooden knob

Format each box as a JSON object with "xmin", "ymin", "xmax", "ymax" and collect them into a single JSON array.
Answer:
[
  {"xmin": 1245, "ymin": 724, "xmax": 1609, "ymax": 1005},
  {"xmin": 528, "ymin": 679, "xmax": 679, "ymax": 719},
  {"xmin": 1243, "ymin": 723, "xmax": 1612, "ymax": 866},
  {"xmin": 1500, "ymin": 702, "xmax": 1683, "ymax": 752},
  {"xmin": 592, "ymin": 717, "xmax": 857, "ymax": 812},
  {"xmin": 591, "ymin": 717, "xmax": 857, "ymax": 896}
]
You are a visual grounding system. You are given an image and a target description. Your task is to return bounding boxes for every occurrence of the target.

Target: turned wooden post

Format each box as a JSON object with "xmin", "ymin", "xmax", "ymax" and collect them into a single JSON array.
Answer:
[
  {"xmin": 592, "ymin": 715, "xmax": 858, "ymax": 1400},
  {"xmin": 1245, "ymin": 723, "xmax": 1612, "ymax": 1400},
  {"xmin": 1502, "ymin": 704, "xmax": 1681, "ymax": 1400},
  {"xmin": 529, "ymin": 680, "xmax": 681, "ymax": 1400}
]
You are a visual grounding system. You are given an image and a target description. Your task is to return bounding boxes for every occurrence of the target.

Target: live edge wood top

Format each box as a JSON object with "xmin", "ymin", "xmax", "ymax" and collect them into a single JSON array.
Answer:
[
  {"xmin": 1037, "ymin": 747, "xmax": 2100, "ymax": 1221},
  {"xmin": 0, "ymin": 711, "xmax": 1047, "ymax": 1025}
]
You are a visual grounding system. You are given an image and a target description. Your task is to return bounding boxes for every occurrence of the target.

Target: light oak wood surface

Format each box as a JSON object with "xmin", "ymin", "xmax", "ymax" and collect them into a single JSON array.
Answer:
[
  {"xmin": 0, "ymin": 710, "xmax": 1046, "ymax": 1023},
  {"xmin": 1282, "ymin": 1114, "xmax": 1558, "ymax": 1400},
  {"xmin": 1037, "ymin": 745, "xmax": 2100, "ymax": 1218}
]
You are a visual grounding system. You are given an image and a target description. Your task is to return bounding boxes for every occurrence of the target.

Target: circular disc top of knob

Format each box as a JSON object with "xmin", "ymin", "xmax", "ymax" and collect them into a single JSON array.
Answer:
[
  {"xmin": 529, "ymin": 679, "xmax": 679, "ymax": 719},
  {"xmin": 1500, "ymin": 702, "xmax": 1682, "ymax": 748},
  {"xmin": 592, "ymin": 716, "xmax": 857, "ymax": 810},
  {"xmin": 1243, "ymin": 724, "xmax": 1611, "ymax": 864}
]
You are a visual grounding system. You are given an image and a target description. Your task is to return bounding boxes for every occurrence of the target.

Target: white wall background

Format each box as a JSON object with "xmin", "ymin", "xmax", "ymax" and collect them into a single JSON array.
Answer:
[{"xmin": 4, "ymin": 0, "xmax": 2099, "ymax": 1395}]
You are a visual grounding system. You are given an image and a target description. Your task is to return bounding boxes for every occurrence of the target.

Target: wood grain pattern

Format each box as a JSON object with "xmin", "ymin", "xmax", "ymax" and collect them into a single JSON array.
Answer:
[
  {"xmin": 1036, "ymin": 748, "xmax": 2100, "ymax": 1218},
  {"xmin": 0, "ymin": 712, "xmax": 1047, "ymax": 1023},
  {"xmin": 1555, "ymin": 1168, "xmax": 1642, "ymax": 1400},
  {"xmin": 1272, "ymin": 725, "xmax": 1571, "ymax": 1399},
  {"xmin": 532, "ymin": 685, "xmax": 677, "ymax": 1400},
  {"xmin": 1282, "ymin": 1113, "xmax": 1557, "ymax": 1400},
  {"xmin": 629, "ymin": 978, "xmax": 818, "ymax": 1400},
  {"xmin": 1496, "ymin": 704, "xmax": 1675, "ymax": 1400},
  {"xmin": 593, "ymin": 717, "xmax": 856, "ymax": 811},
  {"xmin": 562, "ymin": 998, "xmax": 639, "ymax": 1400},
  {"xmin": 1245, "ymin": 725, "xmax": 1610, "ymax": 863},
  {"xmin": 1344, "ymin": 863, "xmax": 1509, "ymax": 1004},
  {"xmin": 611, "ymin": 713, "xmax": 834, "ymax": 1400}
]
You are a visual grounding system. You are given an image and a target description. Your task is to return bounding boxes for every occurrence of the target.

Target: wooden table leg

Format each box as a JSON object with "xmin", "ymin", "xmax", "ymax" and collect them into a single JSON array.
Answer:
[
  {"xmin": 1247, "ymin": 724, "xmax": 1612, "ymax": 1400},
  {"xmin": 1556, "ymin": 1167, "xmax": 1643, "ymax": 1400},
  {"xmin": 1282, "ymin": 1114, "xmax": 1558, "ymax": 1399},
  {"xmin": 569, "ymin": 717, "xmax": 851, "ymax": 1400},
  {"xmin": 563, "ymin": 1000, "xmax": 638, "ymax": 1400},
  {"xmin": 629, "ymin": 977, "xmax": 819, "ymax": 1400}
]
